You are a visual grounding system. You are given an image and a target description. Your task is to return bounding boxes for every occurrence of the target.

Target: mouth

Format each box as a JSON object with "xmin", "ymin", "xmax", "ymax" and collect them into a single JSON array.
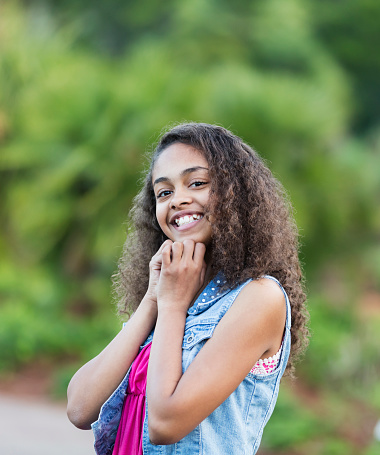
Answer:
[{"xmin": 171, "ymin": 213, "xmax": 204, "ymax": 228}]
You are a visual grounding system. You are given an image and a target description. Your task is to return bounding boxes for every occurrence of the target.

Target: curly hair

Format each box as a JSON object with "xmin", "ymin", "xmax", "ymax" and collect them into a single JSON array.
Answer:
[{"xmin": 113, "ymin": 123, "xmax": 309, "ymax": 374}]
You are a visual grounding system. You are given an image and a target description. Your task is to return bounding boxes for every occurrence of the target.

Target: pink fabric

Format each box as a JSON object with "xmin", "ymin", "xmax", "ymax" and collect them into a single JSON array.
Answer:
[
  {"xmin": 112, "ymin": 342, "xmax": 152, "ymax": 455},
  {"xmin": 250, "ymin": 343, "xmax": 283, "ymax": 375}
]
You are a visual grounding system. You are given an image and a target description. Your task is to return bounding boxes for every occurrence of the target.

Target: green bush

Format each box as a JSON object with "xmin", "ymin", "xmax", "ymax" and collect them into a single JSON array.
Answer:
[
  {"xmin": 1, "ymin": 2, "xmax": 380, "ymax": 453},
  {"xmin": 260, "ymin": 384, "xmax": 325, "ymax": 449}
]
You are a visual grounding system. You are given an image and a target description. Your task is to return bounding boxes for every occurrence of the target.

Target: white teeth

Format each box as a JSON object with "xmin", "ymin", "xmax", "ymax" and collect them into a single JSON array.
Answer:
[{"xmin": 175, "ymin": 214, "xmax": 202, "ymax": 227}]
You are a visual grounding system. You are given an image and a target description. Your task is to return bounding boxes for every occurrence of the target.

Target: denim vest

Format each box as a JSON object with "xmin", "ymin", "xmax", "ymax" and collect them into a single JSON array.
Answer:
[{"xmin": 92, "ymin": 274, "xmax": 291, "ymax": 455}]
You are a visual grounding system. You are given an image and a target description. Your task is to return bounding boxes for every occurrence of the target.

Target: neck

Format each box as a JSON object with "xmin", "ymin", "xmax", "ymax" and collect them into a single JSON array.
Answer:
[
  {"xmin": 204, "ymin": 247, "xmax": 215, "ymax": 282},
  {"xmin": 204, "ymin": 244, "xmax": 213, "ymax": 265}
]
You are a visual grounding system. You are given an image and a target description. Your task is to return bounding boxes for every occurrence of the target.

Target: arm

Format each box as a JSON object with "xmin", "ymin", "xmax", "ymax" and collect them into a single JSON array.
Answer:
[
  {"xmin": 67, "ymin": 297, "xmax": 156, "ymax": 430},
  {"xmin": 147, "ymin": 242, "xmax": 285, "ymax": 444},
  {"xmin": 67, "ymin": 240, "xmax": 173, "ymax": 430}
]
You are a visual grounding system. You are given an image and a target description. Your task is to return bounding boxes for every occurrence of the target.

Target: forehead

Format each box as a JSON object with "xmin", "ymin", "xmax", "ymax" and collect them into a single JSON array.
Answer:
[{"xmin": 152, "ymin": 143, "xmax": 208, "ymax": 180}]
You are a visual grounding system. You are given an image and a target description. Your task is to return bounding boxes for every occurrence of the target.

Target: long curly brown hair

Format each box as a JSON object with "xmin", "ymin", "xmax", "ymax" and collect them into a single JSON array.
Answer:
[{"xmin": 113, "ymin": 123, "xmax": 309, "ymax": 374}]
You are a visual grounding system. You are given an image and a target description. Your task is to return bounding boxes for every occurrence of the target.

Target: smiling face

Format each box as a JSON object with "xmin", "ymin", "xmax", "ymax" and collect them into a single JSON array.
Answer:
[{"xmin": 152, "ymin": 142, "xmax": 213, "ymax": 246}]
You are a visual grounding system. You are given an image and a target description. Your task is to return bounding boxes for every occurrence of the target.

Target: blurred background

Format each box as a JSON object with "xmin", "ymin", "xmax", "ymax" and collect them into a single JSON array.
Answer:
[{"xmin": 1, "ymin": 0, "xmax": 380, "ymax": 453}]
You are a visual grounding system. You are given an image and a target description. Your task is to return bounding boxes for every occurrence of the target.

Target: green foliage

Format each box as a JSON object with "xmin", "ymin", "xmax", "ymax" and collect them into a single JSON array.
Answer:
[
  {"xmin": 313, "ymin": 0, "xmax": 380, "ymax": 133},
  {"xmin": 300, "ymin": 293, "xmax": 380, "ymax": 398},
  {"xmin": 1, "ymin": 1, "xmax": 380, "ymax": 453},
  {"xmin": 365, "ymin": 441, "xmax": 380, "ymax": 455},
  {"xmin": 0, "ymin": 263, "xmax": 118, "ymax": 372},
  {"xmin": 260, "ymin": 385, "xmax": 324, "ymax": 449},
  {"xmin": 317, "ymin": 439, "xmax": 355, "ymax": 455}
]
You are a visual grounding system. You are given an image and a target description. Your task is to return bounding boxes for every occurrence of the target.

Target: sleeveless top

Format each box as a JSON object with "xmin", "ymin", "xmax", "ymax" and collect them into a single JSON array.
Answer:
[
  {"xmin": 92, "ymin": 274, "xmax": 292, "ymax": 455},
  {"xmin": 112, "ymin": 341, "xmax": 283, "ymax": 454}
]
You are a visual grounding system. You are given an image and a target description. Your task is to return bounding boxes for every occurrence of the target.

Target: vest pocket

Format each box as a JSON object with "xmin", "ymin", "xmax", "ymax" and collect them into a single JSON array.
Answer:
[{"xmin": 182, "ymin": 323, "xmax": 215, "ymax": 350}]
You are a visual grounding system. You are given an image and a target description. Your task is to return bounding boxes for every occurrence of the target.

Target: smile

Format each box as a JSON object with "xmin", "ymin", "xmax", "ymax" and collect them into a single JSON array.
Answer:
[{"xmin": 174, "ymin": 214, "xmax": 203, "ymax": 227}]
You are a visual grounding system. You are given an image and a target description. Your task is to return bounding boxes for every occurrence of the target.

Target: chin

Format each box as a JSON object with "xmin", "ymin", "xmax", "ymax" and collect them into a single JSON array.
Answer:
[
  {"xmin": 164, "ymin": 227, "xmax": 212, "ymax": 245},
  {"xmin": 183, "ymin": 236, "xmax": 211, "ymax": 246}
]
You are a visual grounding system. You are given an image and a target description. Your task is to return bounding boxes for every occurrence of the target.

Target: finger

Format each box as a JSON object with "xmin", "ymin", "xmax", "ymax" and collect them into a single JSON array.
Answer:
[
  {"xmin": 151, "ymin": 240, "xmax": 172, "ymax": 265},
  {"xmin": 150, "ymin": 250, "xmax": 163, "ymax": 267},
  {"xmin": 161, "ymin": 244, "xmax": 172, "ymax": 268},
  {"xmin": 193, "ymin": 242, "xmax": 206, "ymax": 265},
  {"xmin": 182, "ymin": 239, "xmax": 195, "ymax": 262},
  {"xmin": 151, "ymin": 253, "xmax": 162, "ymax": 267},
  {"xmin": 171, "ymin": 242, "xmax": 183, "ymax": 264},
  {"xmin": 157, "ymin": 239, "xmax": 173, "ymax": 255}
]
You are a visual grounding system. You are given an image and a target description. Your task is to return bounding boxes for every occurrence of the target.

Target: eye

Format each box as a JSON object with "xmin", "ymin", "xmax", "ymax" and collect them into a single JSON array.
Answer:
[
  {"xmin": 190, "ymin": 181, "xmax": 208, "ymax": 188},
  {"xmin": 156, "ymin": 189, "xmax": 172, "ymax": 199}
]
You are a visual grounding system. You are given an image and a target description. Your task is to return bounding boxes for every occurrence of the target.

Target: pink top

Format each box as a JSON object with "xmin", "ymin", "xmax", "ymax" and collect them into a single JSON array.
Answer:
[
  {"xmin": 112, "ymin": 341, "xmax": 282, "ymax": 454},
  {"xmin": 112, "ymin": 342, "xmax": 152, "ymax": 455}
]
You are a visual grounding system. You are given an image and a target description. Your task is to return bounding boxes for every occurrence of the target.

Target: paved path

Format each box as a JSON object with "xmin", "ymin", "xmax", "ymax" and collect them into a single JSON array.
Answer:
[{"xmin": 0, "ymin": 393, "xmax": 95, "ymax": 455}]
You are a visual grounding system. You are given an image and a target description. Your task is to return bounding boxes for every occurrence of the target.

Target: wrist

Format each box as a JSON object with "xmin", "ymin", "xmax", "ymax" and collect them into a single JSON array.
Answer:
[
  {"xmin": 142, "ymin": 291, "xmax": 156, "ymax": 306},
  {"xmin": 137, "ymin": 294, "xmax": 158, "ymax": 319},
  {"xmin": 157, "ymin": 298, "xmax": 188, "ymax": 317}
]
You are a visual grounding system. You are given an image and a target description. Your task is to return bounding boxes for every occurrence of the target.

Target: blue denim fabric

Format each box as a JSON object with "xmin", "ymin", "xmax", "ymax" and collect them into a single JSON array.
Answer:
[{"xmin": 92, "ymin": 274, "xmax": 291, "ymax": 455}]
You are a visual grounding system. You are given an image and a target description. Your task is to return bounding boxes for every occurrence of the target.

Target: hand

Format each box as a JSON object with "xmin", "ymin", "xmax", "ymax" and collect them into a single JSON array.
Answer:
[
  {"xmin": 156, "ymin": 240, "xmax": 206, "ymax": 313},
  {"xmin": 146, "ymin": 240, "xmax": 174, "ymax": 303}
]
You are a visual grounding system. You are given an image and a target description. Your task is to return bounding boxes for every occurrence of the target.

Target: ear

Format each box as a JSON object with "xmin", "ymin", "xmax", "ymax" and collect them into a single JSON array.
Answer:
[{"xmin": 206, "ymin": 214, "xmax": 216, "ymax": 224}]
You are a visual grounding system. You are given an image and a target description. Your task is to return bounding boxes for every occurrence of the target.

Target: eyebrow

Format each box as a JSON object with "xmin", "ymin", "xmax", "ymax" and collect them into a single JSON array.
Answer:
[{"xmin": 153, "ymin": 166, "xmax": 209, "ymax": 186}]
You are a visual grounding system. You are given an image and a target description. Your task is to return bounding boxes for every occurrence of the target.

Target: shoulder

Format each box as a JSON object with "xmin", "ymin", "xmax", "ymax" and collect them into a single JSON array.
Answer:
[
  {"xmin": 218, "ymin": 277, "xmax": 286, "ymax": 355},
  {"xmin": 236, "ymin": 277, "xmax": 286, "ymax": 314}
]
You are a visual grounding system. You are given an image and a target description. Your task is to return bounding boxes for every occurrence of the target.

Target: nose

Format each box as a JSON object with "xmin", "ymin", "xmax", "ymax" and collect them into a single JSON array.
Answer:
[{"xmin": 170, "ymin": 188, "xmax": 192, "ymax": 209}]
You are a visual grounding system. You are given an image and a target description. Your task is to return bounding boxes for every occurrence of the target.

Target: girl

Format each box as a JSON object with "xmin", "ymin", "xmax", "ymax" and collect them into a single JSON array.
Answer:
[{"xmin": 67, "ymin": 123, "xmax": 309, "ymax": 454}]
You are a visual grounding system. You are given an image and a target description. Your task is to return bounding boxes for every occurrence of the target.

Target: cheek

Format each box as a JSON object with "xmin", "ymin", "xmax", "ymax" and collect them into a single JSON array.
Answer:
[
  {"xmin": 155, "ymin": 207, "xmax": 162, "ymax": 224},
  {"xmin": 155, "ymin": 207, "xmax": 167, "ymax": 231}
]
